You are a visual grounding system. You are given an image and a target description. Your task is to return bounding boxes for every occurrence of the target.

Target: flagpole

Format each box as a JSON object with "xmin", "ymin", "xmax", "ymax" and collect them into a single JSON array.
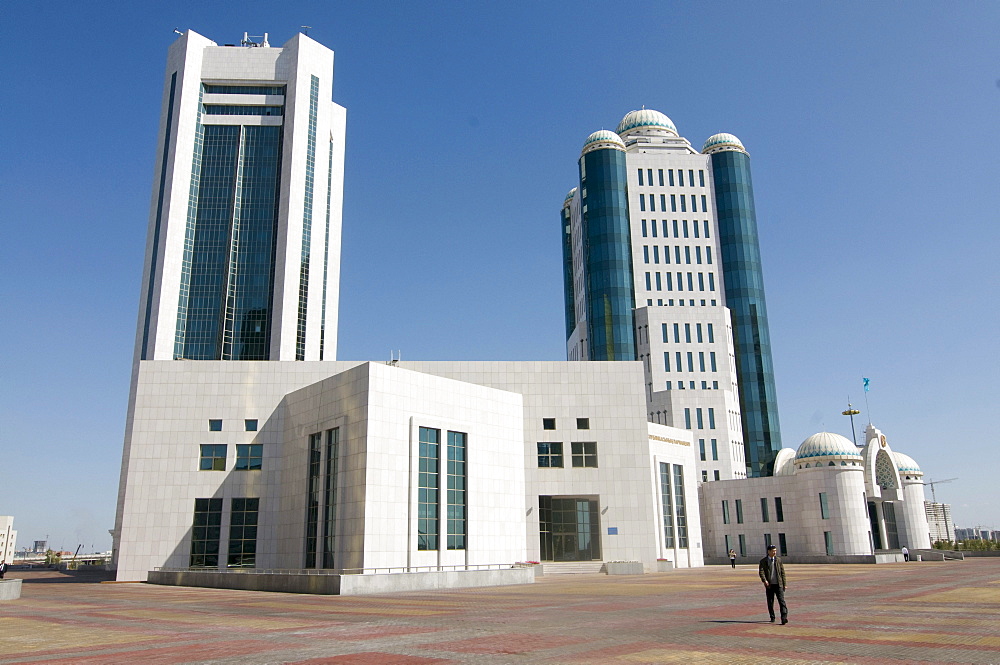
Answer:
[{"xmin": 862, "ymin": 377, "xmax": 872, "ymax": 425}]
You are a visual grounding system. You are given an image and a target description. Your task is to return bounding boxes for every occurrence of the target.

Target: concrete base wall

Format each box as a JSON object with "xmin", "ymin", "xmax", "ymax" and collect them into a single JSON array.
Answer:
[
  {"xmin": 0, "ymin": 579, "xmax": 22, "ymax": 601},
  {"xmin": 605, "ymin": 562, "xmax": 644, "ymax": 575},
  {"xmin": 704, "ymin": 554, "xmax": 907, "ymax": 565},
  {"xmin": 148, "ymin": 567, "xmax": 533, "ymax": 595}
]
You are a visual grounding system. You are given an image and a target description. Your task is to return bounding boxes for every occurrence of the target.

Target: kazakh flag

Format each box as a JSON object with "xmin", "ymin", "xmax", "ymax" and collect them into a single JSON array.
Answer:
[{"xmin": 863, "ymin": 377, "xmax": 870, "ymax": 392}]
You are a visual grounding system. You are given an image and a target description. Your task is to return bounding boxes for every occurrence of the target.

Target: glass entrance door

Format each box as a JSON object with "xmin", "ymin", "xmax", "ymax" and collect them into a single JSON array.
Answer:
[{"xmin": 539, "ymin": 496, "xmax": 601, "ymax": 561}]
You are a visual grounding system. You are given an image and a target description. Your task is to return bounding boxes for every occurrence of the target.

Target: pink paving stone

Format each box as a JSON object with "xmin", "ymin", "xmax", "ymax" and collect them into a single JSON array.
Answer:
[
  {"xmin": 16, "ymin": 639, "xmax": 278, "ymax": 665},
  {"xmin": 289, "ymin": 654, "xmax": 453, "ymax": 665},
  {"xmin": 431, "ymin": 632, "xmax": 583, "ymax": 654}
]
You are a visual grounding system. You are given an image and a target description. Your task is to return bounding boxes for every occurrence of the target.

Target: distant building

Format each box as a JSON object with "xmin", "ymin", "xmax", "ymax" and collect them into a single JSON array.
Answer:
[
  {"xmin": 699, "ymin": 425, "xmax": 930, "ymax": 561},
  {"xmin": 0, "ymin": 516, "xmax": 16, "ymax": 563},
  {"xmin": 924, "ymin": 501, "xmax": 953, "ymax": 544},
  {"xmin": 32, "ymin": 540, "xmax": 47, "ymax": 554},
  {"xmin": 954, "ymin": 527, "xmax": 978, "ymax": 542}
]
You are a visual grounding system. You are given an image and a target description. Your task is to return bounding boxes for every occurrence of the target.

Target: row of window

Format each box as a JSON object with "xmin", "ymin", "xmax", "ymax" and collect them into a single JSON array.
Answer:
[
  {"xmin": 683, "ymin": 407, "xmax": 717, "ymax": 430},
  {"xmin": 637, "ymin": 322, "xmax": 716, "ymax": 345},
  {"xmin": 199, "ymin": 444, "xmax": 262, "ymax": 471},
  {"xmin": 640, "ymin": 219, "xmax": 711, "ymax": 239},
  {"xmin": 664, "ymin": 351, "xmax": 718, "ymax": 373},
  {"xmin": 537, "ymin": 441, "xmax": 598, "ymax": 468},
  {"xmin": 417, "ymin": 427, "xmax": 468, "ymax": 551},
  {"xmin": 542, "ymin": 418, "xmax": 590, "ymax": 430},
  {"xmin": 642, "ymin": 244, "xmax": 713, "ymax": 266},
  {"xmin": 658, "ymin": 462, "xmax": 689, "ymax": 548},
  {"xmin": 665, "ymin": 380, "xmax": 720, "ymax": 390},
  {"xmin": 190, "ymin": 497, "xmax": 259, "ymax": 568},
  {"xmin": 207, "ymin": 419, "xmax": 258, "ymax": 432},
  {"xmin": 639, "ymin": 194, "xmax": 708, "ymax": 214},
  {"xmin": 644, "ymin": 271, "xmax": 716, "ymax": 293},
  {"xmin": 203, "ymin": 84, "xmax": 285, "ymax": 95},
  {"xmin": 637, "ymin": 168, "xmax": 706, "ymax": 188},
  {"xmin": 202, "ymin": 105, "xmax": 284, "ymax": 116},
  {"xmin": 725, "ymin": 532, "xmax": 789, "ymax": 557},
  {"xmin": 644, "ymin": 298, "xmax": 718, "ymax": 307},
  {"xmin": 723, "ymin": 497, "xmax": 786, "ymax": 524}
]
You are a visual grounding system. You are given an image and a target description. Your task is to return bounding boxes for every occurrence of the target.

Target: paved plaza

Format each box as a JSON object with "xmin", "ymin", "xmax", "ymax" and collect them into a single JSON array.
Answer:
[{"xmin": 1, "ymin": 559, "xmax": 998, "ymax": 664}]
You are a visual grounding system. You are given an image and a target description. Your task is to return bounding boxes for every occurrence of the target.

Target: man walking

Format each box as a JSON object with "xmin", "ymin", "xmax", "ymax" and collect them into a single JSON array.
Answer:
[{"xmin": 758, "ymin": 545, "xmax": 787, "ymax": 624}]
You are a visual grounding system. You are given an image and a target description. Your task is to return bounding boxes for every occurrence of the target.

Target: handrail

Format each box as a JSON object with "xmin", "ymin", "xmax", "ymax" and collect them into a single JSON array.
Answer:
[{"xmin": 153, "ymin": 562, "xmax": 528, "ymax": 575}]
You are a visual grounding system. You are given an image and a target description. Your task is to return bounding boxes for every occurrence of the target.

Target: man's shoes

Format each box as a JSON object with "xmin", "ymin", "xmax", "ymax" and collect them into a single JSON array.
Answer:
[
  {"xmin": 770, "ymin": 617, "xmax": 775, "ymax": 623},
  {"xmin": 780, "ymin": 618, "xmax": 788, "ymax": 625}
]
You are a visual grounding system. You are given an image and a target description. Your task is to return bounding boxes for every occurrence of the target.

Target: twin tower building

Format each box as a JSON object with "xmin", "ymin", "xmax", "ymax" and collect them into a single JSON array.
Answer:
[
  {"xmin": 563, "ymin": 111, "xmax": 782, "ymax": 480},
  {"xmin": 112, "ymin": 30, "xmax": 788, "ymax": 580}
]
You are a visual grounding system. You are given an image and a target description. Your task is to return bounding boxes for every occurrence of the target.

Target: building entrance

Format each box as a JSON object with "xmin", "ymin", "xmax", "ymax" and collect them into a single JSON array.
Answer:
[{"xmin": 538, "ymin": 496, "xmax": 601, "ymax": 561}]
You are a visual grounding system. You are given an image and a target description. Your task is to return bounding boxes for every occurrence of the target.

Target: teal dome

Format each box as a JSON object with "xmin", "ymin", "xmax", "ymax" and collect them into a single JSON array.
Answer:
[
  {"xmin": 894, "ymin": 452, "xmax": 922, "ymax": 475},
  {"xmin": 616, "ymin": 109, "xmax": 677, "ymax": 136},
  {"xmin": 581, "ymin": 130, "xmax": 625, "ymax": 155},
  {"xmin": 795, "ymin": 432, "xmax": 862, "ymax": 461},
  {"xmin": 702, "ymin": 133, "xmax": 747, "ymax": 155}
]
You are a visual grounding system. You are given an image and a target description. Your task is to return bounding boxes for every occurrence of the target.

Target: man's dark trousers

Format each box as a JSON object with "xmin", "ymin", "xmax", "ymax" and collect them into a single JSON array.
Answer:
[{"xmin": 766, "ymin": 583, "xmax": 787, "ymax": 621}]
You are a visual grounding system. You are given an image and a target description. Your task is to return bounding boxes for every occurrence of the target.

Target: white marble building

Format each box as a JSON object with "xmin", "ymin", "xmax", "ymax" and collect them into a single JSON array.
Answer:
[
  {"xmin": 699, "ymin": 425, "xmax": 931, "ymax": 562},
  {"xmin": 0, "ymin": 517, "xmax": 16, "ymax": 564},
  {"xmin": 113, "ymin": 360, "xmax": 702, "ymax": 581}
]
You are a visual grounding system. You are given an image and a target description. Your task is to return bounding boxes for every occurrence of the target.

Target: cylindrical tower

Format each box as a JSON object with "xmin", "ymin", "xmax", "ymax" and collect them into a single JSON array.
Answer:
[
  {"xmin": 561, "ymin": 188, "xmax": 577, "ymax": 340},
  {"xmin": 579, "ymin": 130, "xmax": 635, "ymax": 361},
  {"xmin": 704, "ymin": 133, "xmax": 782, "ymax": 476},
  {"xmin": 895, "ymin": 452, "xmax": 932, "ymax": 549}
]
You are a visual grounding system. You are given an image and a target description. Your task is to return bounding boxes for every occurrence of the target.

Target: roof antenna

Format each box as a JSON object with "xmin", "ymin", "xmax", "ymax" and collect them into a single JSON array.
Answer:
[
  {"xmin": 173, "ymin": 28, "xmax": 184, "ymax": 36},
  {"xmin": 301, "ymin": 25, "xmax": 312, "ymax": 36}
]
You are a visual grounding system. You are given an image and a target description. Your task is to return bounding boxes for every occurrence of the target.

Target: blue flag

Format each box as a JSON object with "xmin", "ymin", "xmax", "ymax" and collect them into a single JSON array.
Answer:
[{"xmin": 863, "ymin": 377, "xmax": 870, "ymax": 392}]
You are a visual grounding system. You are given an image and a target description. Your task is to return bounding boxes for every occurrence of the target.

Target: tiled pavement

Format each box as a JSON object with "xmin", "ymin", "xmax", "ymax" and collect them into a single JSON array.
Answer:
[{"xmin": 1, "ymin": 559, "xmax": 998, "ymax": 664}]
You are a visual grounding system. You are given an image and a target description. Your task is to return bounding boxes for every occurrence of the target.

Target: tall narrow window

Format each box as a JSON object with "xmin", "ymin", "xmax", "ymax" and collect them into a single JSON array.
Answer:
[
  {"xmin": 684, "ymin": 408, "xmax": 691, "ymax": 429},
  {"xmin": 761, "ymin": 497, "xmax": 770, "ymax": 522},
  {"xmin": 322, "ymin": 428, "xmax": 339, "ymax": 568},
  {"xmin": 710, "ymin": 352, "xmax": 717, "ymax": 372},
  {"xmin": 775, "ymin": 497, "xmax": 784, "ymax": 522},
  {"xmin": 640, "ymin": 195, "xmax": 646, "ymax": 212},
  {"xmin": 711, "ymin": 439, "xmax": 718, "ymax": 461},
  {"xmin": 699, "ymin": 170, "xmax": 705, "ymax": 187},
  {"xmin": 736, "ymin": 499, "xmax": 744, "ymax": 524},
  {"xmin": 418, "ymin": 427, "xmax": 440, "ymax": 550},
  {"xmin": 680, "ymin": 196, "xmax": 687, "ymax": 213},
  {"xmin": 190, "ymin": 498, "xmax": 222, "ymax": 567},
  {"xmin": 653, "ymin": 246, "xmax": 660, "ymax": 264},
  {"xmin": 643, "ymin": 246, "xmax": 649, "ymax": 263},
  {"xmin": 447, "ymin": 431, "xmax": 467, "ymax": 550},
  {"xmin": 701, "ymin": 194, "xmax": 707, "ymax": 211},
  {"xmin": 664, "ymin": 352, "xmax": 671, "ymax": 372},
  {"xmin": 637, "ymin": 168, "xmax": 644, "ymax": 186},
  {"xmin": 696, "ymin": 407, "xmax": 704, "ymax": 428},
  {"xmin": 699, "ymin": 439, "xmax": 706, "ymax": 461},
  {"xmin": 698, "ymin": 273, "xmax": 705, "ymax": 291},
  {"xmin": 687, "ymin": 352, "xmax": 695, "ymax": 373},
  {"xmin": 824, "ymin": 531, "xmax": 834, "ymax": 555},
  {"xmin": 739, "ymin": 533, "xmax": 747, "ymax": 557},
  {"xmin": 678, "ymin": 169, "xmax": 685, "ymax": 186},
  {"xmin": 688, "ymin": 170, "xmax": 694, "ymax": 186},
  {"xmin": 228, "ymin": 497, "xmax": 259, "ymax": 568},
  {"xmin": 779, "ymin": 532, "xmax": 788, "ymax": 555},
  {"xmin": 645, "ymin": 273, "xmax": 651, "ymax": 290},
  {"xmin": 668, "ymin": 169, "xmax": 675, "ymax": 186},
  {"xmin": 673, "ymin": 220, "xmax": 679, "ymax": 237},
  {"xmin": 709, "ymin": 273, "xmax": 716, "ymax": 291},
  {"xmin": 707, "ymin": 323, "xmax": 715, "ymax": 343},
  {"xmin": 764, "ymin": 533, "xmax": 772, "ymax": 550},
  {"xmin": 698, "ymin": 352, "xmax": 705, "ymax": 372},
  {"xmin": 673, "ymin": 464, "xmax": 688, "ymax": 547},
  {"xmin": 685, "ymin": 246, "xmax": 692, "ymax": 264},
  {"xmin": 641, "ymin": 219, "xmax": 648, "ymax": 237},
  {"xmin": 673, "ymin": 323, "xmax": 680, "ymax": 343},
  {"xmin": 662, "ymin": 323, "xmax": 668, "ymax": 343},
  {"xmin": 819, "ymin": 492, "xmax": 830, "ymax": 519},
  {"xmin": 651, "ymin": 219, "xmax": 658, "ymax": 237},
  {"xmin": 659, "ymin": 462, "xmax": 674, "ymax": 547},
  {"xmin": 709, "ymin": 408, "xmax": 716, "ymax": 429},
  {"xmin": 695, "ymin": 246, "xmax": 702, "ymax": 264},
  {"xmin": 658, "ymin": 169, "xmax": 665, "ymax": 186},
  {"xmin": 692, "ymin": 195, "xmax": 698, "ymax": 213},
  {"xmin": 703, "ymin": 220, "xmax": 710, "ymax": 238},
  {"xmin": 722, "ymin": 499, "xmax": 731, "ymax": 524},
  {"xmin": 660, "ymin": 194, "xmax": 667, "ymax": 212},
  {"xmin": 675, "ymin": 351, "xmax": 682, "ymax": 373},
  {"xmin": 649, "ymin": 194, "xmax": 656, "ymax": 212},
  {"xmin": 670, "ymin": 194, "xmax": 677, "ymax": 212},
  {"xmin": 647, "ymin": 168, "xmax": 653, "ymax": 186},
  {"xmin": 305, "ymin": 432, "xmax": 322, "ymax": 567}
]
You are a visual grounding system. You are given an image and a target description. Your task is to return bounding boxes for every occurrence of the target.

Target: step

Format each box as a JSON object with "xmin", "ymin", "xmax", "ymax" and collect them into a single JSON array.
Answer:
[{"xmin": 540, "ymin": 561, "xmax": 605, "ymax": 575}]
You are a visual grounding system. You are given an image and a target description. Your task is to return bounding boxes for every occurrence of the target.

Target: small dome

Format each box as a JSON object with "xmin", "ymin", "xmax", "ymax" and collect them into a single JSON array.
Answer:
[
  {"xmin": 581, "ymin": 130, "xmax": 625, "ymax": 155},
  {"xmin": 616, "ymin": 109, "xmax": 677, "ymax": 137},
  {"xmin": 702, "ymin": 133, "xmax": 747, "ymax": 155},
  {"xmin": 773, "ymin": 448, "xmax": 796, "ymax": 476},
  {"xmin": 894, "ymin": 451, "xmax": 922, "ymax": 475},
  {"xmin": 795, "ymin": 432, "xmax": 863, "ymax": 462}
]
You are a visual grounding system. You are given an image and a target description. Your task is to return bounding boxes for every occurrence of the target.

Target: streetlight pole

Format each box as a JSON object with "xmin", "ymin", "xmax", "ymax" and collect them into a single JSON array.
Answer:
[{"xmin": 842, "ymin": 401, "xmax": 861, "ymax": 446}]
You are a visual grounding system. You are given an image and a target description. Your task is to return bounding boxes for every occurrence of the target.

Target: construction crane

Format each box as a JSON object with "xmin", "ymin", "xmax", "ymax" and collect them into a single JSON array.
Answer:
[{"xmin": 923, "ymin": 477, "xmax": 957, "ymax": 503}]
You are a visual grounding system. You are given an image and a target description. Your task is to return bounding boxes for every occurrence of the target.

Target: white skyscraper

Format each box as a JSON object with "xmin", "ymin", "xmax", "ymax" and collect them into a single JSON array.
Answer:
[
  {"xmin": 135, "ymin": 30, "xmax": 346, "ymax": 363},
  {"xmin": 562, "ymin": 109, "xmax": 784, "ymax": 481}
]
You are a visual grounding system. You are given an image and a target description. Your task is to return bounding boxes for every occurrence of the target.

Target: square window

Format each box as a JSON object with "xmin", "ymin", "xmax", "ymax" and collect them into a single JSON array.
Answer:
[
  {"xmin": 576, "ymin": 418, "xmax": 590, "ymax": 429},
  {"xmin": 199, "ymin": 444, "xmax": 227, "ymax": 471},
  {"xmin": 537, "ymin": 442, "xmax": 563, "ymax": 468},
  {"xmin": 245, "ymin": 419, "xmax": 258, "ymax": 432},
  {"xmin": 571, "ymin": 441, "xmax": 598, "ymax": 468},
  {"xmin": 209, "ymin": 419, "xmax": 223, "ymax": 432},
  {"xmin": 235, "ymin": 444, "xmax": 263, "ymax": 470},
  {"xmin": 542, "ymin": 418, "xmax": 556, "ymax": 430}
]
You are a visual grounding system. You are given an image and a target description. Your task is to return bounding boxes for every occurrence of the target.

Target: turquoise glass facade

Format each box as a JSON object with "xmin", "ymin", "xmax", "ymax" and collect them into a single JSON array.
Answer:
[
  {"xmin": 561, "ymin": 205, "xmax": 576, "ymax": 339},
  {"xmin": 580, "ymin": 148, "xmax": 635, "ymax": 361},
  {"xmin": 710, "ymin": 150, "xmax": 782, "ymax": 476},
  {"xmin": 174, "ymin": 116, "xmax": 283, "ymax": 360}
]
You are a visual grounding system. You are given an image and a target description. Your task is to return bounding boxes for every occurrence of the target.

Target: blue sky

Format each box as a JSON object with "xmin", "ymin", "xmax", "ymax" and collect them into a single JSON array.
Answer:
[{"xmin": 2, "ymin": 1, "xmax": 998, "ymax": 552}]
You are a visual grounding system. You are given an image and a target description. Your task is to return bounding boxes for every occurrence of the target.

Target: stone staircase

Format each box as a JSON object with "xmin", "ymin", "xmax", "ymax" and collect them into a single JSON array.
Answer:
[{"xmin": 540, "ymin": 561, "xmax": 605, "ymax": 575}]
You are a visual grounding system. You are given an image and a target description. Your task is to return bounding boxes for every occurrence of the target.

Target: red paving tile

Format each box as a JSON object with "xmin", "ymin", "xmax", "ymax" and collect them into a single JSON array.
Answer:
[{"xmin": 289, "ymin": 655, "xmax": 452, "ymax": 665}]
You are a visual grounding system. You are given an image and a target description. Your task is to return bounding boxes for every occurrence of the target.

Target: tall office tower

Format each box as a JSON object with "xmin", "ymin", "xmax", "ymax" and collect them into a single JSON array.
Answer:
[
  {"xmin": 562, "ymin": 109, "xmax": 782, "ymax": 478},
  {"xmin": 136, "ymin": 30, "xmax": 346, "ymax": 363}
]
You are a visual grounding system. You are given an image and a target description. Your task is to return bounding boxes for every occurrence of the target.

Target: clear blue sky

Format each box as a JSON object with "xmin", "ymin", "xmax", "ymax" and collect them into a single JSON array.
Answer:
[{"xmin": 2, "ymin": 2, "xmax": 998, "ymax": 552}]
